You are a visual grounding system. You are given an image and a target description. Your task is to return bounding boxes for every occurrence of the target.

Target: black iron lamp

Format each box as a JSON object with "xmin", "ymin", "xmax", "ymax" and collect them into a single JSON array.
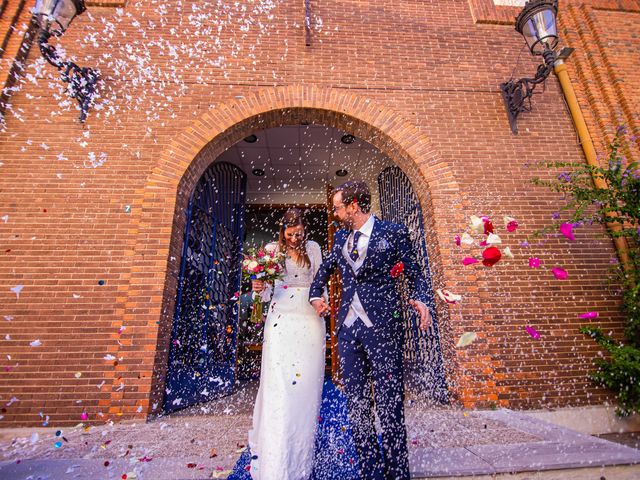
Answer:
[
  {"xmin": 32, "ymin": 0, "xmax": 98, "ymax": 122},
  {"xmin": 500, "ymin": 0, "xmax": 572, "ymax": 134}
]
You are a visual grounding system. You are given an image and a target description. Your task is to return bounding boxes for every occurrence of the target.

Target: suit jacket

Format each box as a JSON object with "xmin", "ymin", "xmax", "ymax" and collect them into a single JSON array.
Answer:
[{"xmin": 309, "ymin": 217, "xmax": 429, "ymax": 333}]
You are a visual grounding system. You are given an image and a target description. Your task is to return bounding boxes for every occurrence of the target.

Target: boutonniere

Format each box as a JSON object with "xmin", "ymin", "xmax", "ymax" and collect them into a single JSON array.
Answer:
[
  {"xmin": 373, "ymin": 238, "xmax": 390, "ymax": 252},
  {"xmin": 390, "ymin": 261, "xmax": 404, "ymax": 278}
]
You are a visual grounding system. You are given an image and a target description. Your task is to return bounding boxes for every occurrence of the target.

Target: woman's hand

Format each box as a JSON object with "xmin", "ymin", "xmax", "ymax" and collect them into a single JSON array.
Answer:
[{"xmin": 252, "ymin": 280, "xmax": 265, "ymax": 293}]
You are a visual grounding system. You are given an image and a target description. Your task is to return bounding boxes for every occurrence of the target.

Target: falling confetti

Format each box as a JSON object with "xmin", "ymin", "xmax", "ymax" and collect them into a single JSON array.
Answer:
[
  {"xmin": 29, "ymin": 340, "xmax": 42, "ymax": 347},
  {"xmin": 456, "ymin": 332, "xmax": 478, "ymax": 348},
  {"xmin": 10, "ymin": 284, "xmax": 24, "ymax": 298},
  {"xmin": 579, "ymin": 311, "xmax": 599, "ymax": 319}
]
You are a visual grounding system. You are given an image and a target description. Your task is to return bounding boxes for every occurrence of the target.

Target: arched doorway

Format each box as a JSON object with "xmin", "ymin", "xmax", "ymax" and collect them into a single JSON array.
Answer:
[
  {"xmin": 162, "ymin": 124, "xmax": 449, "ymax": 413},
  {"xmin": 124, "ymin": 85, "xmax": 464, "ymax": 419}
]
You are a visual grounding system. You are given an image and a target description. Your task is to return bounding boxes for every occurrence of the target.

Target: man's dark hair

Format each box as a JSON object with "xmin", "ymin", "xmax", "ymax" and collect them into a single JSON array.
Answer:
[{"xmin": 334, "ymin": 180, "xmax": 372, "ymax": 213}]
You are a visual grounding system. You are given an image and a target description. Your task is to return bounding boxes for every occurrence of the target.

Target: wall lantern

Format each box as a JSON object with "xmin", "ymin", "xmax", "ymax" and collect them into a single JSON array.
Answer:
[
  {"xmin": 32, "ymin": 0, "xmax": 98, "ymax": 122},
  {"xmin": 500, "ymin": 0, "xmax": 573, "ymax": 134}
]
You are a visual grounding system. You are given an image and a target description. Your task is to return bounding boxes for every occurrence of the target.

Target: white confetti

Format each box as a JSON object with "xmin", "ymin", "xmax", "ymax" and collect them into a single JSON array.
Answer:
[
  {"xmin": 10, "ymin": 284, "xmax": 23, "ymax": 298},
  {"xmin": 30, "ymin": 339, "xmax": 42, "ymax": 347}
]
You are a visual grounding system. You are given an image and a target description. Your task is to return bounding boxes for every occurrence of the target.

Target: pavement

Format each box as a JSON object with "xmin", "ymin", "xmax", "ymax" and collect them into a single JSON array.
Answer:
[{"xmin": 0, "ymin": 381, "xmax": 639, "ymax": 479}]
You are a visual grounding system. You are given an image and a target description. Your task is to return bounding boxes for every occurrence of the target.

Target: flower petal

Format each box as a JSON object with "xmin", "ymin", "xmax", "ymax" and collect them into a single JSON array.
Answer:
[
  {"xmin": 551, "ymin": 267, "xmax": 568, "ymax": 280},
  {"xmin": 460, "ymin": 233, "xmax": 474, "ymax": 245},
  {"xmin": 456, "ymin": 332, "xmax": 477, "ymax": 348},
  {"xmin": 486, "ymin": 233, "xmax": 502, "ymax": 245},
  {"xmin": 560, "ymin": 223, "xmax": 575, "ymax": 241},
  {"xmin": 482, "ymin": 247, "xmax": 502, "ymax": 267},
  {"xmin": 528, "ymin": 257, "xmax": 541, "ymax": 268},
  {"xmin": 504, "ymin": 216, "xmax": 518, "ymax": 232},
  {"xmin": 525, "ymin": 326, "xmax": 541, "ymax": 339},
  {"xmin": 436, "ymin": 289, "xmax": 462, "ymax": 304},
  {"xmin": 462, "ymin": 257, "xmax": 479, "ymax": 265},
  {"xmin": 469, "ymin": 216, "xmax": 484, "ymax": 233},
  {"xmin": 579, "ymin": 311, "xmax": 599, "ymax": 319}
]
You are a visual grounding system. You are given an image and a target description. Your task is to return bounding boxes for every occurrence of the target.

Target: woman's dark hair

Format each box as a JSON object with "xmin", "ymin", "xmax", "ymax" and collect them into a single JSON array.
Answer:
[
  {"xmin": 333, "ymin": 180, "xmax": 371, "ymax": 213},
  {"xmin": 277, "ymin": 208, "xmax": 311, "ymax": 268}
]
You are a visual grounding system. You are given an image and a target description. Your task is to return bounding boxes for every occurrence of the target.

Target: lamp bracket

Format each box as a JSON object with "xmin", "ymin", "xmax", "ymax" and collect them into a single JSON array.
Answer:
[
  {"xmin": 500, "ymin": 46, "xmax": 557, "ymax": 134},
  {"xmin": 39, "ymin": 30, "xmax": 99, "ymax": 122}
]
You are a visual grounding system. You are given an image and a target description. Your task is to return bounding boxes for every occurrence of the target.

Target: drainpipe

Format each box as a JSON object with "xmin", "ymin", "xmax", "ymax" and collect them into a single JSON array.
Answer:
[{"xmin": 553, "ymin": 59, "xmax": 632, "ymax": 274}]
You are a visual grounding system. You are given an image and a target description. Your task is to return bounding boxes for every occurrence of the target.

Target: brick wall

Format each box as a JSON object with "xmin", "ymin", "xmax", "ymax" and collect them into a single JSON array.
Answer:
[{"xmin": 0, "ymin": 0, "xmax": 638, "ymax": 426}]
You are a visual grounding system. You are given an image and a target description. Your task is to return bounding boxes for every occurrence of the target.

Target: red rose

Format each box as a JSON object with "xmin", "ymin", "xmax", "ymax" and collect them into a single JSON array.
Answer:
[
  {"xmin": 390, "ymin": 261, "xmax": 405, "ymax": 278},
  {"xmin": 482, "ymin": 247, "xmax": 501, "ymax": 267}
]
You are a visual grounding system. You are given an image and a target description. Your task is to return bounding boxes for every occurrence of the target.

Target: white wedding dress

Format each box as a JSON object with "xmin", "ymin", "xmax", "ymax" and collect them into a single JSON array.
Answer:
[{"xmin": 248, "ymin": 240, "xmax": 326, "ymax": 480}]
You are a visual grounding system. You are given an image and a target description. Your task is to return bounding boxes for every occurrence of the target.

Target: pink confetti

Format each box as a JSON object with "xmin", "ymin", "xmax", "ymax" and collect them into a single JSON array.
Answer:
[
  {"xmin": 80, "ymin": 412, "xmax": 88, "ymax": 420},
  {"xmin": 528, "ymin": 257, "xmax": 541, "ymax": 268},
  {"xmin": 560, "ymin": 222, "xmax": 575, "ymax": 241},
  {"xmin": 525, "ymin": 326, "xmax": 541, "ymax": 339},
  {"xmin": 551, "ymin": 267, "xmax": 568, "ymax": 280},
  {"xmin": 462, "ymin": 257, "xmax": 479, "ymax": 265},
  {"xmin": 454, "ymin": 235, "xmax": 461, "ymax": 247},
  {"xmin": 506, "ymin": 220, "xmax": 518, "ymax": 232},
  {"xmin": 579, "ymin": 311, "xmax": 599, "ymax": 319}
]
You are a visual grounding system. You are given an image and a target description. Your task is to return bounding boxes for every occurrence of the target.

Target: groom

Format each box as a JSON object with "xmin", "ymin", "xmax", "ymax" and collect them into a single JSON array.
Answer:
[{"xmin": 310, "ymin": 180, "xmax": 432, "ymax": 480}]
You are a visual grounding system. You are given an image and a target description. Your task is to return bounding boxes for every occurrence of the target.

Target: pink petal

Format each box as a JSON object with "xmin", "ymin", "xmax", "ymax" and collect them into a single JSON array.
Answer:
[
  {"xmin": 560, "ymin": 223, "xmax": 575, "ymax": 241},
  {"xmin": 455, "ymin": 235, "xmax": 461, "ymax": 247},
  {"xmin": 525, "ymin": 326, "xmax": 541, "ymax": 340},
  {"xmin": 551, "ymin": 267, "xmax": 568, "ymax": 280},
  {"xmin": 462, "ymin": 257, "xmax": 479, "ymax": 265},
  {"xmin": 528, "ymin": 257, "xmax": 541, "ymax": 268},
  {"xmin": 579, "ymin": 311, "xmax": 599, "ymax": 319}
]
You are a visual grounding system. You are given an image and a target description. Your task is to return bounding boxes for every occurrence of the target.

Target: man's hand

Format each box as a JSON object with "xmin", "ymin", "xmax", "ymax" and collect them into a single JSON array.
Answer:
[
  {"xmin": 409, "ymin": 299, "xmax": 432, "ymax": 331},
  {"xmin": 311, "ymin": 298, "xmax": 330, "ymax": 316}
]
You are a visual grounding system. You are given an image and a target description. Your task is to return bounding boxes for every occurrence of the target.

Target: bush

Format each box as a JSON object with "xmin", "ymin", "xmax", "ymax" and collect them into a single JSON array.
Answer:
[{"xmin": 532, "ymin": 126, "xmax": 640, "ymax": 415}]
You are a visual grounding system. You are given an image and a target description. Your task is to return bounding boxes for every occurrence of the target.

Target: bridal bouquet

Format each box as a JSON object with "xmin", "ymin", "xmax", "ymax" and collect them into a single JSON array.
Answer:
[{"xmin": 242, "ymin": 245, "xmax": 285, "ymax": 323}]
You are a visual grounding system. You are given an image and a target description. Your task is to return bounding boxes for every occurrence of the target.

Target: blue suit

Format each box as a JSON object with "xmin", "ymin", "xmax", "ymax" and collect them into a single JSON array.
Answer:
[{"xmin": 310, "ymin": 217, "xmax": 429, "ymax": 480}]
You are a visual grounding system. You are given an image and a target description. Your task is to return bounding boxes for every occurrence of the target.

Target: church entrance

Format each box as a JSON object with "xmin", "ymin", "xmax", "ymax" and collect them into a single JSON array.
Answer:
[{"xmin": 163, "ymin": 124, "xmax": 448, "ymax": 413}]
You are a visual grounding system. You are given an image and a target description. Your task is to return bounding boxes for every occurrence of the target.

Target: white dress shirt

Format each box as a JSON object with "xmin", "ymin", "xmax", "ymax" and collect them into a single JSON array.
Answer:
[{"xmin": 342, "ymin": 215, "xmax": 375, "ymax": 328}]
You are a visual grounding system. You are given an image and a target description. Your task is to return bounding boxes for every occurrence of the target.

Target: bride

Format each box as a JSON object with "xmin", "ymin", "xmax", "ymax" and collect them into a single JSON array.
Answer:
[{"xmin": 248, "ymin": 208, "xmax": 326, "ymax": 480}]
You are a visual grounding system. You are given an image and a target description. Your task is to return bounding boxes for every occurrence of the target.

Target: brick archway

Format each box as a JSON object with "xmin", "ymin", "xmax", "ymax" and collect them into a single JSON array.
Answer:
[{"xmin": 114, "ymin": 85, "xmax": 466, "ymax": 419}]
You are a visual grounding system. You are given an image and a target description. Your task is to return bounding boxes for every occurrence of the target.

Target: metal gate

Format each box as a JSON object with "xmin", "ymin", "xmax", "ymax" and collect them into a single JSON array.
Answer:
[
  {"xmin": 378, "ymin": 166, "xmax": 449, "ymax": 403},
  {"xmin": 164, "ymin": 161, "xmax": 247, "ymax": 412}
]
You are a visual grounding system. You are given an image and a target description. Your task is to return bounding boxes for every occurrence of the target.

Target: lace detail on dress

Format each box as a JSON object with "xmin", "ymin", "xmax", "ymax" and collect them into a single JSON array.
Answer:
[{"xmin": 273, "ymin": 240, "xmax": 322, "ymax": 288}]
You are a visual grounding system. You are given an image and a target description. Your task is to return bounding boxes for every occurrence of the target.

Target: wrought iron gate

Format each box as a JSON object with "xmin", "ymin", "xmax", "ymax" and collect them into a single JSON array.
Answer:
[
  {"xmin": 378, "ymin": 166, "xmax": 449, "ymax": 404},
  {"xmin": 164, "ymin": 162, "xmax": 247, "ymax": 412}
]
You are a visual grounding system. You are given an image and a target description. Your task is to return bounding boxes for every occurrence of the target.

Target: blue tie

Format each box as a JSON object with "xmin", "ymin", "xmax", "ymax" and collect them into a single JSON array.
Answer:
[{"xmin": 350, "ymin": 231, "xmax": 362, "ymax": 262}]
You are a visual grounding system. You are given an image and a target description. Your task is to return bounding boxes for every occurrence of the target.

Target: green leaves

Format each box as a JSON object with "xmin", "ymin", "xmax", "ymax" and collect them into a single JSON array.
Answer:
[{"xmin": 534, "ymin": 126, "xmax": 640, "ymax": 416}]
